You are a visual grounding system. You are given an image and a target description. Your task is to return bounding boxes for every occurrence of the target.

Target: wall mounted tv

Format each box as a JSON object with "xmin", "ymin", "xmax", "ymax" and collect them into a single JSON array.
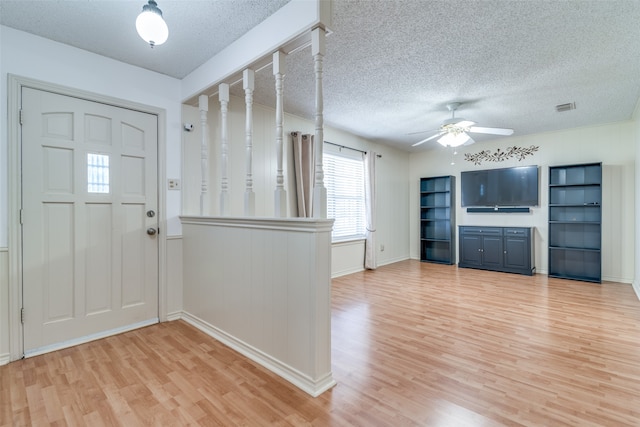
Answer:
[{"xmin": 461, "ymin": 165, "xmax": 539, "ymax": 207}]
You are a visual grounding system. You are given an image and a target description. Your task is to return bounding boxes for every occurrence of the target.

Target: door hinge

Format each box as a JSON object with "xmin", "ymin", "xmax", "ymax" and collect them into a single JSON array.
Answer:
[
  {"xmin": 21, "ymin": 307, "xmax": 25, "ymax": 324},
  {"xmin": 19, "ymin": 209, "xmax": 23, "ymax": 225},
  {"xmin": 19, "ymin": 109, "xmax": 23, "ymax": 125}
]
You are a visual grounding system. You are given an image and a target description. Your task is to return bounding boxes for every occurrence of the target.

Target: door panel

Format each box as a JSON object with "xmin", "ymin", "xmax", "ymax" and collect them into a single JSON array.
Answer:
[
  {"xmin": 460, "ymin": 235, "xmax": 482, "ymax": 266},
  {"xmin": 22, "ymin": 88, "xmax": 159, "ymax": 355},
  {"xmin": 481, "ymin": 236, "xmax": 503, "ymax": 268},
  {"xmin": 504, "ymin": 237, "xmax": 527, "ymax": 270}
]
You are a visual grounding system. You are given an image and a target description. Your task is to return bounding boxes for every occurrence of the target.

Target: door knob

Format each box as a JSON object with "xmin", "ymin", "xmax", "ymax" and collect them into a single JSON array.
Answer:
[{"xmin": 147, "ymin": 227, "xmax": 157, "ymax": 236}]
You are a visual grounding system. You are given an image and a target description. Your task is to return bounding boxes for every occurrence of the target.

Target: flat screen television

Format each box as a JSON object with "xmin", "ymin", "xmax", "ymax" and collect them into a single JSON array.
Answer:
[{"xmin": 461, "ymin": 165, "xmax": 539, "ymax": 207}]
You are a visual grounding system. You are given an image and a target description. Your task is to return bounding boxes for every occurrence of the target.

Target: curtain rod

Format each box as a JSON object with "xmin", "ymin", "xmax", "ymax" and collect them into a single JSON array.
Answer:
[{"xmin": 324, "ymin": 141, "xmax": 382, "ymax": 158}]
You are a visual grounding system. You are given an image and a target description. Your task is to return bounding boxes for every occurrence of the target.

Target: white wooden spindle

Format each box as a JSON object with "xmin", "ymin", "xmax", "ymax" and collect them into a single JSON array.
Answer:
[
  {"xmin": 312, "ymin": 28, "xmax": 327, "ymax": 219},
  {"xmin": 198, "ymin": 94, "xmax": 209, "ymax": 216},
  {"xmin": 219, "ymin": 83, "xmax": 230, "ymax": 216},
  {"xmin": 273, "ymin": 51, "xmax": 287, "ymax": 217},
  {"xmin": 243, "ymin": 69, "xmax": 256, "ymax": 216}
]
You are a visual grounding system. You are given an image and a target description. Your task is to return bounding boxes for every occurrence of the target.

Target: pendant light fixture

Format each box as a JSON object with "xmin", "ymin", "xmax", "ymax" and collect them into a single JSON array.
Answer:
[{"xmin": 136, "ymin": 0, "xmax": 168, "ymax": 47}]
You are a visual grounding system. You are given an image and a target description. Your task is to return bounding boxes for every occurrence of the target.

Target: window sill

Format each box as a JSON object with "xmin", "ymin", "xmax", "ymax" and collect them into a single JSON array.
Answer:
[{"xmin": 332, "ymin": 237, "xmax": 366, "ymax": 246}]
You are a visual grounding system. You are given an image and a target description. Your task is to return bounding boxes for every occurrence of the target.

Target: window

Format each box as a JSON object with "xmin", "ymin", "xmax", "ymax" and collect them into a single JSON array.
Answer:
[
  {"xmin": 323, "ymin": 150, "xmax": 366, "ymax": 242},
  {"xmin": 87, "ymin": 153, "xmax": 110, "ymax": 193}
]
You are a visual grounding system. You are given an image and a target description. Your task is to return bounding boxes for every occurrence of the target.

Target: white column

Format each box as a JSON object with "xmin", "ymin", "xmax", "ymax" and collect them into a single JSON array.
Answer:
[
  {"xmin": 312, "ymin": 28, "xmax": 327, "ymax": 219},
  {"xmin": 198, "ymin": 94, "xmax": 209, "ymax": 216},
  {"xmin": 273, "ymin": 51, "xmax": 287, "ymax": 217},
  {"xmin": 219, "ymin": 83, "xmax": 230, "ymax": 216},
  {"xmin": 243, "ymin": 69, "xmax": 256, "ymax": 216}
]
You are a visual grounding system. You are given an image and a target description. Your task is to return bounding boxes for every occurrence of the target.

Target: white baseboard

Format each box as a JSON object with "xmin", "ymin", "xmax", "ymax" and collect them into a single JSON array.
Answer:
[
  {"xmin": 180, "ymin": 311, "xmax": 336, "ymax": 397},
  {"xmin": 633, "ymin": 281, "xmax": 640, "ymax": 301},
  {"xmin": 602, "ymin": 275, "xmax": 633, "ymax": 284},
  {"xmin": 377, "ymin": 255, "xmax": 410, "ymax": 267},
  {"xmin": 166, "ymin": 310, "xmax": 183, "ymax": 321},
  {"xmin": 332, "ymin": 255, "xmax": 412, "ymax": 278},
  {"xmin": 331, "ymin": 266, "xmax": 364, "ymax": 278},
  {"xmin": 0, "ymin": 353, "xmax": 10, "ymax": 366}
]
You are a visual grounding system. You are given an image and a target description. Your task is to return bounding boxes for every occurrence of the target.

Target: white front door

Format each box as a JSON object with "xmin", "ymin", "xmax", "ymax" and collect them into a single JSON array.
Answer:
[{"xmin": 21, "ymin": 87, "xmax": 159, "ymax": 356}]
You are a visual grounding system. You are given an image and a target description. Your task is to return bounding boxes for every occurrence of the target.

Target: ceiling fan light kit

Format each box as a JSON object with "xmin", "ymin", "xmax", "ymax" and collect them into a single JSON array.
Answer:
[
  {"xmin": 411, "ymin": 102, "xmax": 514, "ymax": 148},
  {"xmin": 437, "ymin": 131, "xmax": 470, "ymax": 147},
  {"xmin": 136, "ymin": 0, "xmax": 169, "ymax": 47}
]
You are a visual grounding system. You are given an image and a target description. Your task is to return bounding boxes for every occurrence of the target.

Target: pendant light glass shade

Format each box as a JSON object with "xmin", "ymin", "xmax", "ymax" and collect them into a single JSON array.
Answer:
[
  {"xmin": 136, "ymin": 0, "xmax": 168, "ymax": 47},
  {"xmin": 437, "ymin": 131, "xmax": 470, "ymax": 147}
]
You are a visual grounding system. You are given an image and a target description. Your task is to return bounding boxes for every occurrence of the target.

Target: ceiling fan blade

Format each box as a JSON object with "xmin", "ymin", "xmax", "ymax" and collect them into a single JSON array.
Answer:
[
  {"xmin": 468, "ymin": 126, "xmax": 514, "ymax": 136},
  {"xmin": 412, "ymin": 132, "xmax": 443, "ymax": 146},
  {"xmin": 407, "ymin": 128, "xmax": 438, "ymax": 136}
]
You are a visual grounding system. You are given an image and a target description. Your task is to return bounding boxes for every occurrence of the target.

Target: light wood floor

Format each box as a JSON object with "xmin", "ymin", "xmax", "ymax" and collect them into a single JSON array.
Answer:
[{"xmin": 2, "ymin": 260, "xmax": 640, "ymax": 426}]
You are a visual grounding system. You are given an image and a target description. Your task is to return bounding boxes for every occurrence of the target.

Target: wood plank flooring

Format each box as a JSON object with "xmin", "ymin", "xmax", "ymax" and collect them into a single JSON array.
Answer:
[{"xmin": 2, "ymin": 260, "xmax": 640, "ymax": 426}]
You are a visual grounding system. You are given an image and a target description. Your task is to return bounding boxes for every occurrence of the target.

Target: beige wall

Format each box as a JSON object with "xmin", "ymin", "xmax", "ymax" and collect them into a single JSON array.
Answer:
[{"xmin": 409, "ymin": 121, "xmax": 635, "ymax": 283}]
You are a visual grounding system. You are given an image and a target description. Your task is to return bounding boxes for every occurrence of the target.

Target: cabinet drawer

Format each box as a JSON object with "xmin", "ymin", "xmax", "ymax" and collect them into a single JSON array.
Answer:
[
  {"xmin": 504, "ymin": 228, "xmax": 530, "ymax": 237},
  {"xmin": 459, "ymin": 226, "xmax": 502, "ymax": 236}
]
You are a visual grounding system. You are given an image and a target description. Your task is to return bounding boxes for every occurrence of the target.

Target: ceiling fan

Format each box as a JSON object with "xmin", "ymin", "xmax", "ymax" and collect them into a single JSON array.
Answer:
[{"xmin": 411, "ymin": 102, "xmax": 514, "ymax": 147}]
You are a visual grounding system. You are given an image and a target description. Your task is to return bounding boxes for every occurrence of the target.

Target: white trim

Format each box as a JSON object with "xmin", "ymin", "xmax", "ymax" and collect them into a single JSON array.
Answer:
[
  {"xmin": 0, "ymin": 248, "xmax": 8, "ymax": 365},
  {"xmin": 166, "ymin": 311, "xmax": 183, "ymax": 322},
  {"xmin": 602, "ymin": 275, "xmax": 634, "ymax": 285},
  {"xmin": 181, "ymin": 312, "xmax": 336, "ymax": 397},
  {"xmin": 157, "ymin": 108, "xmax": 168, "ymax": 323},
  {"xmin": 378, "ymin": 255, "xmax": 410, "ymax": 267},
  {"xmin": 179, "ymin": 215, "xmax": 334, "ymax": 233},
  {"xmin": 8, "ymin": 75, "xmax": 23, "ymax": 361},
  {"xmin": 332, "ymin": 266, "xmax": 364, "ymax": 278},
  {"xmin": 633, "ymin": 281, "xmax": 640, "ymax": 301},
  {"xmin": 24, "ymin": 318, "xmax": 158, "ymax": 358},
  {"xmin": 330, "ymin": 246, "xmax": 410, "ymax": 278},
  {"xmin": 332, "ymin": 237, "xmax": 365, "ymax": 244},
  {"xmin": 7, "ymin": 74, "xmax": 168, "ymax": 360}
]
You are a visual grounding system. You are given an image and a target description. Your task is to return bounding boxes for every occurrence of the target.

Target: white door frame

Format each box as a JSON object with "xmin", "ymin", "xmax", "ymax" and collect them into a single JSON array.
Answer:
[{"xmin": 7, "ymin": 74, "xmax": 168, "ymax": 361}]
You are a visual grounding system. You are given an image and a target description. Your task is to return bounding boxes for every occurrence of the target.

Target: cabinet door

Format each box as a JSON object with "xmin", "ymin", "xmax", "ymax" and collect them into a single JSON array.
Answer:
[
  {"xmin": 460, "ymin": 235, "xmax": 483, "ymax": 266},
  {"xmin": 481, "ymin": 236, "xmax": 503, "ymax": 268},
  {"xmin": 504, "ymin": 236, "xmax": 528, "ymax": 270}
]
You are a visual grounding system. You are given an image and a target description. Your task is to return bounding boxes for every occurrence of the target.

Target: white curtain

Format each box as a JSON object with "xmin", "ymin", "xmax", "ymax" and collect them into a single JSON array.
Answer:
[
  {"xmin": 364, "ymin": 151, "xmax": 377, "ymax": 269},
  {"xmin": 291, "ymin": 132, "xmax": 315, "ymax": 217}
]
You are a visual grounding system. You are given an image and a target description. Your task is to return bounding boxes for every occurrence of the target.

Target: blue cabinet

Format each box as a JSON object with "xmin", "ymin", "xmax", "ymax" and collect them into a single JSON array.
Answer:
[{"xmin": 459, "ymin": 226, "xmax": 535, "ymax": 276}]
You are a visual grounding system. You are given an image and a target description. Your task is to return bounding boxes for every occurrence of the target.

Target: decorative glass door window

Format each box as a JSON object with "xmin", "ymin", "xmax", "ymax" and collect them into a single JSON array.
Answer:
[{"xmin": 87, "ymin": 153, "xmax": 110, "ymax": 193}]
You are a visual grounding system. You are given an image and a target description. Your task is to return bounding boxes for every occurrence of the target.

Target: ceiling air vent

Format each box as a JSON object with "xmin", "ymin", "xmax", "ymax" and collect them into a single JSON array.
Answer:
[{"xmin": 555, "ymin": 102, "xmax": 576, "ymax": 112}]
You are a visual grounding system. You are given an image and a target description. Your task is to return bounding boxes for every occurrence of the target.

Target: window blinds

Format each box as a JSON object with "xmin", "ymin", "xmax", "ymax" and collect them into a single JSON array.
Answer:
[{"xmin": 323, "ymin": 151, "xmax": 366, "ymax": 241}]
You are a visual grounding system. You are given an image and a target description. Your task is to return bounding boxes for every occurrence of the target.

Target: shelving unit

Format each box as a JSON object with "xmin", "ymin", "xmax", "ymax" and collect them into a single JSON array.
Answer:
[
  {"xmin": 420, "ymin": 176, "xmax": 455, "ymax": 264},
  {"xmin": 548, "ymin": 163, "xmax": 602, "ymax": 283}
]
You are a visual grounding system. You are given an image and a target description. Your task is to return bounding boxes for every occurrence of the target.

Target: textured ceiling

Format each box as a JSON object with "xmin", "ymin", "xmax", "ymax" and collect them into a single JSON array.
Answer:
[
  {"xmin": 2, "ymin": 0, "xmax": 640, "ymax": 152},
  {"xmin": 0, "ymin": 0, "xmax": 292, "ymax": 79}
]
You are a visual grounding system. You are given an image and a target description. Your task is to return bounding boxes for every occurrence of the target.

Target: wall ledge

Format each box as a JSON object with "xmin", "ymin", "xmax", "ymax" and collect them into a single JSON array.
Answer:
[{"xmin": 179, "ymin": 216, "xmax": 334, "ymax": 233}]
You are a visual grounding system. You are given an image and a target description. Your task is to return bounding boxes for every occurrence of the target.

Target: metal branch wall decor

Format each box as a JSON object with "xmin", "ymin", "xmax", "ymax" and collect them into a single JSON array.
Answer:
[{"xmin": 464, "ymin": 145, "xmax": 539, "ymax": 165}]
